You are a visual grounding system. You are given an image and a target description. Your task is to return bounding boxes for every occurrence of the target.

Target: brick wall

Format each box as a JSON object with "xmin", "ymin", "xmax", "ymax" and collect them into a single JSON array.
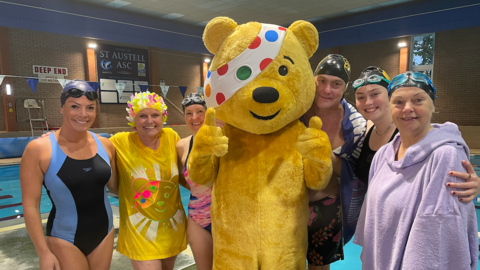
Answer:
[
  {"xmin": 341, "ymin": 37, "xmax": 404, "ymax": 104},
  {"xmin": 155, "ymin": 48, "xmax": 205, "ymax": 125},
  {"xmin": 309, "ymin": 26, "xmax": 480, "ymax": 126},
  {"xmin": 7, "ymin": 28, "xmax": 86, "ymax": 132},
  {"xmin": 432, "ymin": 26, "xmax": 480, "ymax": 126},
  {"xmin": 1, "ymin": 28, "xmax": 206, "ymax": 131},
  {"xmin": 2, "ymin": 25, "xmax": 480, "ymax": 131}
]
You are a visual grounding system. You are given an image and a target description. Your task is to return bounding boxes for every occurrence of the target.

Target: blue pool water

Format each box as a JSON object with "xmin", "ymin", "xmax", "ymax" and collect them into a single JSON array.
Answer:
[
  {"xmin": 1, "ymin": 161, "xmax": 480, "ymax": 269},
  {"xmin": 0, "ymin": 164, "xmax": 191, "ymax": 221}
]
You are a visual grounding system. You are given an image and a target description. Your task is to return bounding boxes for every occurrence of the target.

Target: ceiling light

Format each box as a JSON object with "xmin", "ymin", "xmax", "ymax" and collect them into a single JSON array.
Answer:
[
  {"xmin": 106, "ymin": 0, "xmax": 131, "ymax": 8},
  {"xmin": 88, "ymin": 43, "xmax": 97, "ymax": 49},
  {"xmin": 163, "ymin": 13, "xmax": 184, "ymax": 20},
  {"xmin": 204, "ymin": 59, "xmax": 211, "ymax": 63},
  {"xmin": 6, "ymin": 84, "xmax": 11, "ymax": 95},
  {"xmin": 398, "ymin": 42, "xmax": 407, "ymax": 48}
]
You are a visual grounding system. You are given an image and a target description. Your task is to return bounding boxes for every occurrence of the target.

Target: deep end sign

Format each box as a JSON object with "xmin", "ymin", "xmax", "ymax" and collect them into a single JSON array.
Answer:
[{"xmin": 33, "ymin": 65, "xmax": 68, "ymax": 83}]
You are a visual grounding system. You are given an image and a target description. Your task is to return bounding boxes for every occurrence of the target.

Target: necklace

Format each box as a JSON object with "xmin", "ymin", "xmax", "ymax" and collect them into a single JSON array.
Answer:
[{"xmin": 375, "ymin": 122, "xmax": 393, "ymax": 136}]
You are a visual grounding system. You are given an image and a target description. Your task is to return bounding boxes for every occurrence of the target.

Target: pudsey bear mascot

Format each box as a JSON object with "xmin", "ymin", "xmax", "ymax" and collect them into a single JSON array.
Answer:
[{"xmin": 188, "ymin": 17, "xmax": 333, "ymax": 269}]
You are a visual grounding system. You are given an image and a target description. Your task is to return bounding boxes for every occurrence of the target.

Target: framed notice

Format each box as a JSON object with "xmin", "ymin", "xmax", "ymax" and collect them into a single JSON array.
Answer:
[{"xmin": 96, "ymin": 44, "xmax": 149, "ymax": 104}]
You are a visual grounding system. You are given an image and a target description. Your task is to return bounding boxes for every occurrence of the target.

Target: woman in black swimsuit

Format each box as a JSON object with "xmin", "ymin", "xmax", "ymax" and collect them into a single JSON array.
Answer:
[{"xmin": 20, "ymin": 80, "xmax": 117, "ymax": 270}]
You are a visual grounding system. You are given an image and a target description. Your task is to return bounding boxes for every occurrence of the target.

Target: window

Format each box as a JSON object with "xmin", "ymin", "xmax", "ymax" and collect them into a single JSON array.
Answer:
[{"xmin": 410, "ymin": 33, "xmax": 435, "ymax": 78}]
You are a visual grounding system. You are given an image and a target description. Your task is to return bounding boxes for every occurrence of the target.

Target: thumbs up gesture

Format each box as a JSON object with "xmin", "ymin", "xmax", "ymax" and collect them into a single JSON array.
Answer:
[
  {"xmin": 187, "ymin": 108, "xmax": 228, "ymax": 185},
  {"xmin": 297, "ymin": 117, "xmax": 333, "ymax": 190},
  {"xmin": 194, "ymin": 108, "xmax": 229, "ymax": 158}
]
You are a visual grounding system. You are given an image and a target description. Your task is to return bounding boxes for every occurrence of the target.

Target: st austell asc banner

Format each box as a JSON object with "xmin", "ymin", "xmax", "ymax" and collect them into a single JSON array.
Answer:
[{"xmin": 96, "ymin": 44, "xmax": 150, "ymax": 104}]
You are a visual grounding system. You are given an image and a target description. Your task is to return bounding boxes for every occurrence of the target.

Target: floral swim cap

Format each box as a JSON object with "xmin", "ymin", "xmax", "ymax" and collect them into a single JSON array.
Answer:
[{"xmin": 126, "ymin": 91, "xmax": 168, "ymax": 127}]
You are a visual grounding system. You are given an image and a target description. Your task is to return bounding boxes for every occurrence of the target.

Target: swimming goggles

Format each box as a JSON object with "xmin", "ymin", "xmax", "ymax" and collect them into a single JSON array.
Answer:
[
  {"xmin": 61, "ymin": 88, "xmax": 98, "ymax": 105},
  {"xmin": 352, "ymin": 74, "xmax": 390, "ymax": 91},
  {"xmin": 182, "ymin": 93, "xmax": 207, "ymax": 112},
  {"xmin": 388, "ymin": 71, "xmax": 436, "ymax": 95}
]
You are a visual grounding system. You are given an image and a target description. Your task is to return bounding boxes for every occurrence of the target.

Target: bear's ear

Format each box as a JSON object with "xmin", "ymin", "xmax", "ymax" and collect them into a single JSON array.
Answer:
[
  {"xmin": 203, "ymin": 17, "xmax": 237, "ymax": 55},
  {"xmin": 288, "ymin": 20, "xmax": 319, "ymax": 58}
]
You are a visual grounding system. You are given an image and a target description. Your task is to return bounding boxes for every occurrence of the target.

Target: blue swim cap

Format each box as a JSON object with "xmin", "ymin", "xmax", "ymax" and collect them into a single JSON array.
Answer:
[
  {"xmin": 388, "ymin": 71, "xmax": 436, "ymax": 101},
  {"xmin": 61, "ymin": 80, "xmax": 98, "ymax": 106}
]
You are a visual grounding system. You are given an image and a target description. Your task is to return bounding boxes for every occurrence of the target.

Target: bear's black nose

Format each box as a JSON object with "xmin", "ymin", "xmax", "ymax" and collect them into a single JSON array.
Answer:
[{"xmin": 252, "ymin": 87, "xmax": 279, "ymax": 103}]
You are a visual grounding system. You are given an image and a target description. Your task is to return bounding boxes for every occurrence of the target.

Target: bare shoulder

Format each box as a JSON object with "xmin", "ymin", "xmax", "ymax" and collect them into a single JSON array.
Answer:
[
  {"xmin": 176, "ymin": 136, "xmax": 192, "ymax": 156},
  {"xmin": 177, "ymin": 136, "xmax": 191, "ymax": 148},
  {"xmin": 22, "ymin": 136, "xmax": 52, "ymax": 172},
  {"xmin": 25, "ymin": 136, "xmax": 50, "ymax": 154},
  {"xmin": 366, "ymin": 120, "xmax": 374, "ymax": 133},
  {"xmin": 98, "ymin": 136, "xmax": 116, "ymax": 154}
]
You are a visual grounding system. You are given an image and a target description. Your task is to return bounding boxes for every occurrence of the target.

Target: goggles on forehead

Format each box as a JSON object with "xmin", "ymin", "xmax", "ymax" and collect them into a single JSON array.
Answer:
[
  {"xmin": 182, "ymin": 94, "xmax": 207, "ymax": 112},
  {"xmin": 61, "ymin": 88, "xmax": 98, "ymax": 105},
  {"xmin": 388, "ymin": 72, "xmax": 437, "ymax": 96},
  {"xmin": 352, "ymin": 74, "xmax": 390, "ymax": 91}
]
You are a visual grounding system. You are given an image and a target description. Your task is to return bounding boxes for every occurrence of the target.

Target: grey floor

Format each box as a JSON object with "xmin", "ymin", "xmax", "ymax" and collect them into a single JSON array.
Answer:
[{"xmin": 0, "ymin": 214, "xmax": 196, "ymax": 270}]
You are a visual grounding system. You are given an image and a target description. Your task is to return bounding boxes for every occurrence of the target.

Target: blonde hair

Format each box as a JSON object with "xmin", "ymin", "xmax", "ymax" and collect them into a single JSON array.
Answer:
[{"xmin": 126, "ymin": 91, "xmax": 168, "ymax": 127}]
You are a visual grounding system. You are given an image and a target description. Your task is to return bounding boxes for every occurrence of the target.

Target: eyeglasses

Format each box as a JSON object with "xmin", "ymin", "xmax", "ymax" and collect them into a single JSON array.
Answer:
[
  {"xmin": 61, "ymin": 88, "xmax": 98, "ymax": 105},
  {"xmin": 352, "ymin": 75, "xmax": 390, "ymax": 91},
  {"xmin": 388, "ymin": 72, "xmax": 436, "ymax": 94}
]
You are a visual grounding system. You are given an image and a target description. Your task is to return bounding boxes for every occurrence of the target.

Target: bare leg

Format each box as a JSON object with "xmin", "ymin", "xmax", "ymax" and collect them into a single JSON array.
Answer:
[
  {"xmin": 131, "ymin": 255, "xmax": 178, "ymax": 270},
  {"xmin": 187, "ymin": 220, "xmax": 213, "ymax": 270},
  {"xmin": 87, "ymin": 229, "xmax": 115, "ymax": 270},
  {"xmin": 161, "ymin": 256, "xmax": 177, "ymax": 270},
  {"xmin": 131, "ymin": 259, "xmax": 162, "ymax": 270},
  {"xmin": 308, "ymin": 264, "xmax": 330, "ymax": 270},
  {"xmin": 46, "ymin": 236, "xmax": 89, "ymax": 270}
]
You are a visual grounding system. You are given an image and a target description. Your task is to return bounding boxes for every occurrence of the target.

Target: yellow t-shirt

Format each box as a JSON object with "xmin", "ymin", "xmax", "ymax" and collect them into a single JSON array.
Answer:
[{"xmin": 110, "ymin": 128, "xmax": 187, "ymax": 260}]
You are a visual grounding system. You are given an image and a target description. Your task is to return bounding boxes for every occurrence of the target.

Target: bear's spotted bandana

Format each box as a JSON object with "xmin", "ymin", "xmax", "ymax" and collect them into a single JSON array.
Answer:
[{"xmin": 204, "ymin": 23, "xmax": 287, "ymax": 108}]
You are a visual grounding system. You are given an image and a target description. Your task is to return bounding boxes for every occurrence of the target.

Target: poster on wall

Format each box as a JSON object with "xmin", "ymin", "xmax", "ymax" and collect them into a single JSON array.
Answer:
[{"xmin": 96, "ymin": 44, "xmax": 149, "ymax": 104}]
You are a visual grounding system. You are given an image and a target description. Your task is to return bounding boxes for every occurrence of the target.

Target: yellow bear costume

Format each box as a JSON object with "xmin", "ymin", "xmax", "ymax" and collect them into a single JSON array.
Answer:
[{"xmin": 188, "ymin": 17, "xmax": 333, "ymax": 269}]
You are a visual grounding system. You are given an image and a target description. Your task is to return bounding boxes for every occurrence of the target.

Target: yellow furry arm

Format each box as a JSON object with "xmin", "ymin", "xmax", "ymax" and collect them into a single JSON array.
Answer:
[
  {"xmin": 296, "ymin": 117, "xmax": 333, "ymax": 190},
  {"xmin": 187, "ymin": 108, "xmax": 228, "ymax": 185}
]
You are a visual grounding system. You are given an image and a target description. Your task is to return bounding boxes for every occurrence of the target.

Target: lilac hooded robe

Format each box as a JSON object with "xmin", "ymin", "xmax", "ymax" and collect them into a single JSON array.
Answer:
[{"xmin": 354, "ymin": 122, "xmax": 478, "ymax": 270}]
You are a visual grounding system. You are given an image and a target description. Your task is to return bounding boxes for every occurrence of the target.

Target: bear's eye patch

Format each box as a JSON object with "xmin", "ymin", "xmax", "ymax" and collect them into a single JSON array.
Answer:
[
  {"xmin": 283, "ymin": 56, "xmax": 294, "ymax": 64},
  {"xmin": 278, "ymin": 66, "xmax": 288, "ymax": 76}
]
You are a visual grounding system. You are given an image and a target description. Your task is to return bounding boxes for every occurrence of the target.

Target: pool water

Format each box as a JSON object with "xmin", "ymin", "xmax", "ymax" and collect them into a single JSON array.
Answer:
[
  {"xmin": 1, "ymin": 160, "xmax": 480, "ymax": 269},
  {"xmin": 0, "ymin": 164, "xmax": 191, "ymax": 221}
]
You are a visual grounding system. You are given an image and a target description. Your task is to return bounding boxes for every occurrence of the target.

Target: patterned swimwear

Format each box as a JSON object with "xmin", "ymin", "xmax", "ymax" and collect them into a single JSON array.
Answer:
[
  {"xmin": 184, "ymin": 136, "xmax": 213, "ymax": 233},
  {"xmin": 302, "ymin": 99, "xmax": 366, "ymax": 266},
  {"xmin": 307, "ymin": 195, "xmax": 343, "ymax": 266}
]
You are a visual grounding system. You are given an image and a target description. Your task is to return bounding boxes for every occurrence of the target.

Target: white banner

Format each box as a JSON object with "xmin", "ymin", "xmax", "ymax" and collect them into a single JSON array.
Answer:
[
  {"xmin": 160, "ymin": 85, "xmax": 170, "ymax": 97},
  {"xmin": 57, "ymin": 79, "xmax": 72, "ymax": 89},
  {"xmin": 197, "ymin": 86, "xmax": 204, "ymax": 96},
  {"xmin": 115, "ymin": 83, "xmax": 126, "ymax": 97}
]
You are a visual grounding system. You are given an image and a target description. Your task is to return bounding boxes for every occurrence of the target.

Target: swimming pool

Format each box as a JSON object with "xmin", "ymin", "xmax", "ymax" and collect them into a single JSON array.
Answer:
[
  {"xmin": 1, "ymin": 160, "xmax": 480, "ymax": 269},
  {"xmin": 0, "ymin": 164, "xmax": 191, "ymax": 222}
]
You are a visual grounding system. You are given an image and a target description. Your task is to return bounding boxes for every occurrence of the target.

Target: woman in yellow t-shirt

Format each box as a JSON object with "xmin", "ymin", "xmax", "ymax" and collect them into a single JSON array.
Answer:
[{"xmin": 110, "ymin": 92, "xmax": 188, "ymax": 270}]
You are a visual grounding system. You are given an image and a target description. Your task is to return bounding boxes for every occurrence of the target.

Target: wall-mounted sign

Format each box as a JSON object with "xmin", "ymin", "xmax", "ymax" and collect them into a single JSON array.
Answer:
[
  {"xmin": 32, "ymin": 65, "xmax": 68, "ymax": 84},
  {"xmin": 96, "ymin": 44, "xmax": 150, "ymax": 104}
]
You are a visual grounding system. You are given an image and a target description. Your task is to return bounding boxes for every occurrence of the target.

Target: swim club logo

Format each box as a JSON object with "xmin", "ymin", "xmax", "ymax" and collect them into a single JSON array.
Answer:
[
  {"xmin": 138, "ymin": 63, "xmax": 146, "ymax": 77},
  {"xmin": 101, "ymin": 59, "xmax": 113, "ymax": 70}
]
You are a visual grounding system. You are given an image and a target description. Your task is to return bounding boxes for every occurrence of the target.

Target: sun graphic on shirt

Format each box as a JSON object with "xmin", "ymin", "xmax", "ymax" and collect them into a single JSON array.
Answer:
[{"xmin": 128, "ymin": 161, "xmax": 185, "ymax": 241}]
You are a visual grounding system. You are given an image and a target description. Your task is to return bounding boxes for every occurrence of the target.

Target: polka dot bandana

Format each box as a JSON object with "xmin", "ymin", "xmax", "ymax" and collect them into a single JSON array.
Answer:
[{"xmin": 204, "ymin": 24, "xmax": 287, "ymax": 108}]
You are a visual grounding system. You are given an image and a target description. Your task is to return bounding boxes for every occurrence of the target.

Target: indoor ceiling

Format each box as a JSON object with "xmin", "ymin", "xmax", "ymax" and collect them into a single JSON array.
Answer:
[{"xmin": 74, "ymin": 0, "xmax": 415, "ymax": 27}]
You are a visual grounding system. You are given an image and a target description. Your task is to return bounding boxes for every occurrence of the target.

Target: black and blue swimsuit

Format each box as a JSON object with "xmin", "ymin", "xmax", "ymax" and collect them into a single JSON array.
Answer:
[{"xmin": 44, "ymin": 132, "xmax": 113, "ymax": 255}]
